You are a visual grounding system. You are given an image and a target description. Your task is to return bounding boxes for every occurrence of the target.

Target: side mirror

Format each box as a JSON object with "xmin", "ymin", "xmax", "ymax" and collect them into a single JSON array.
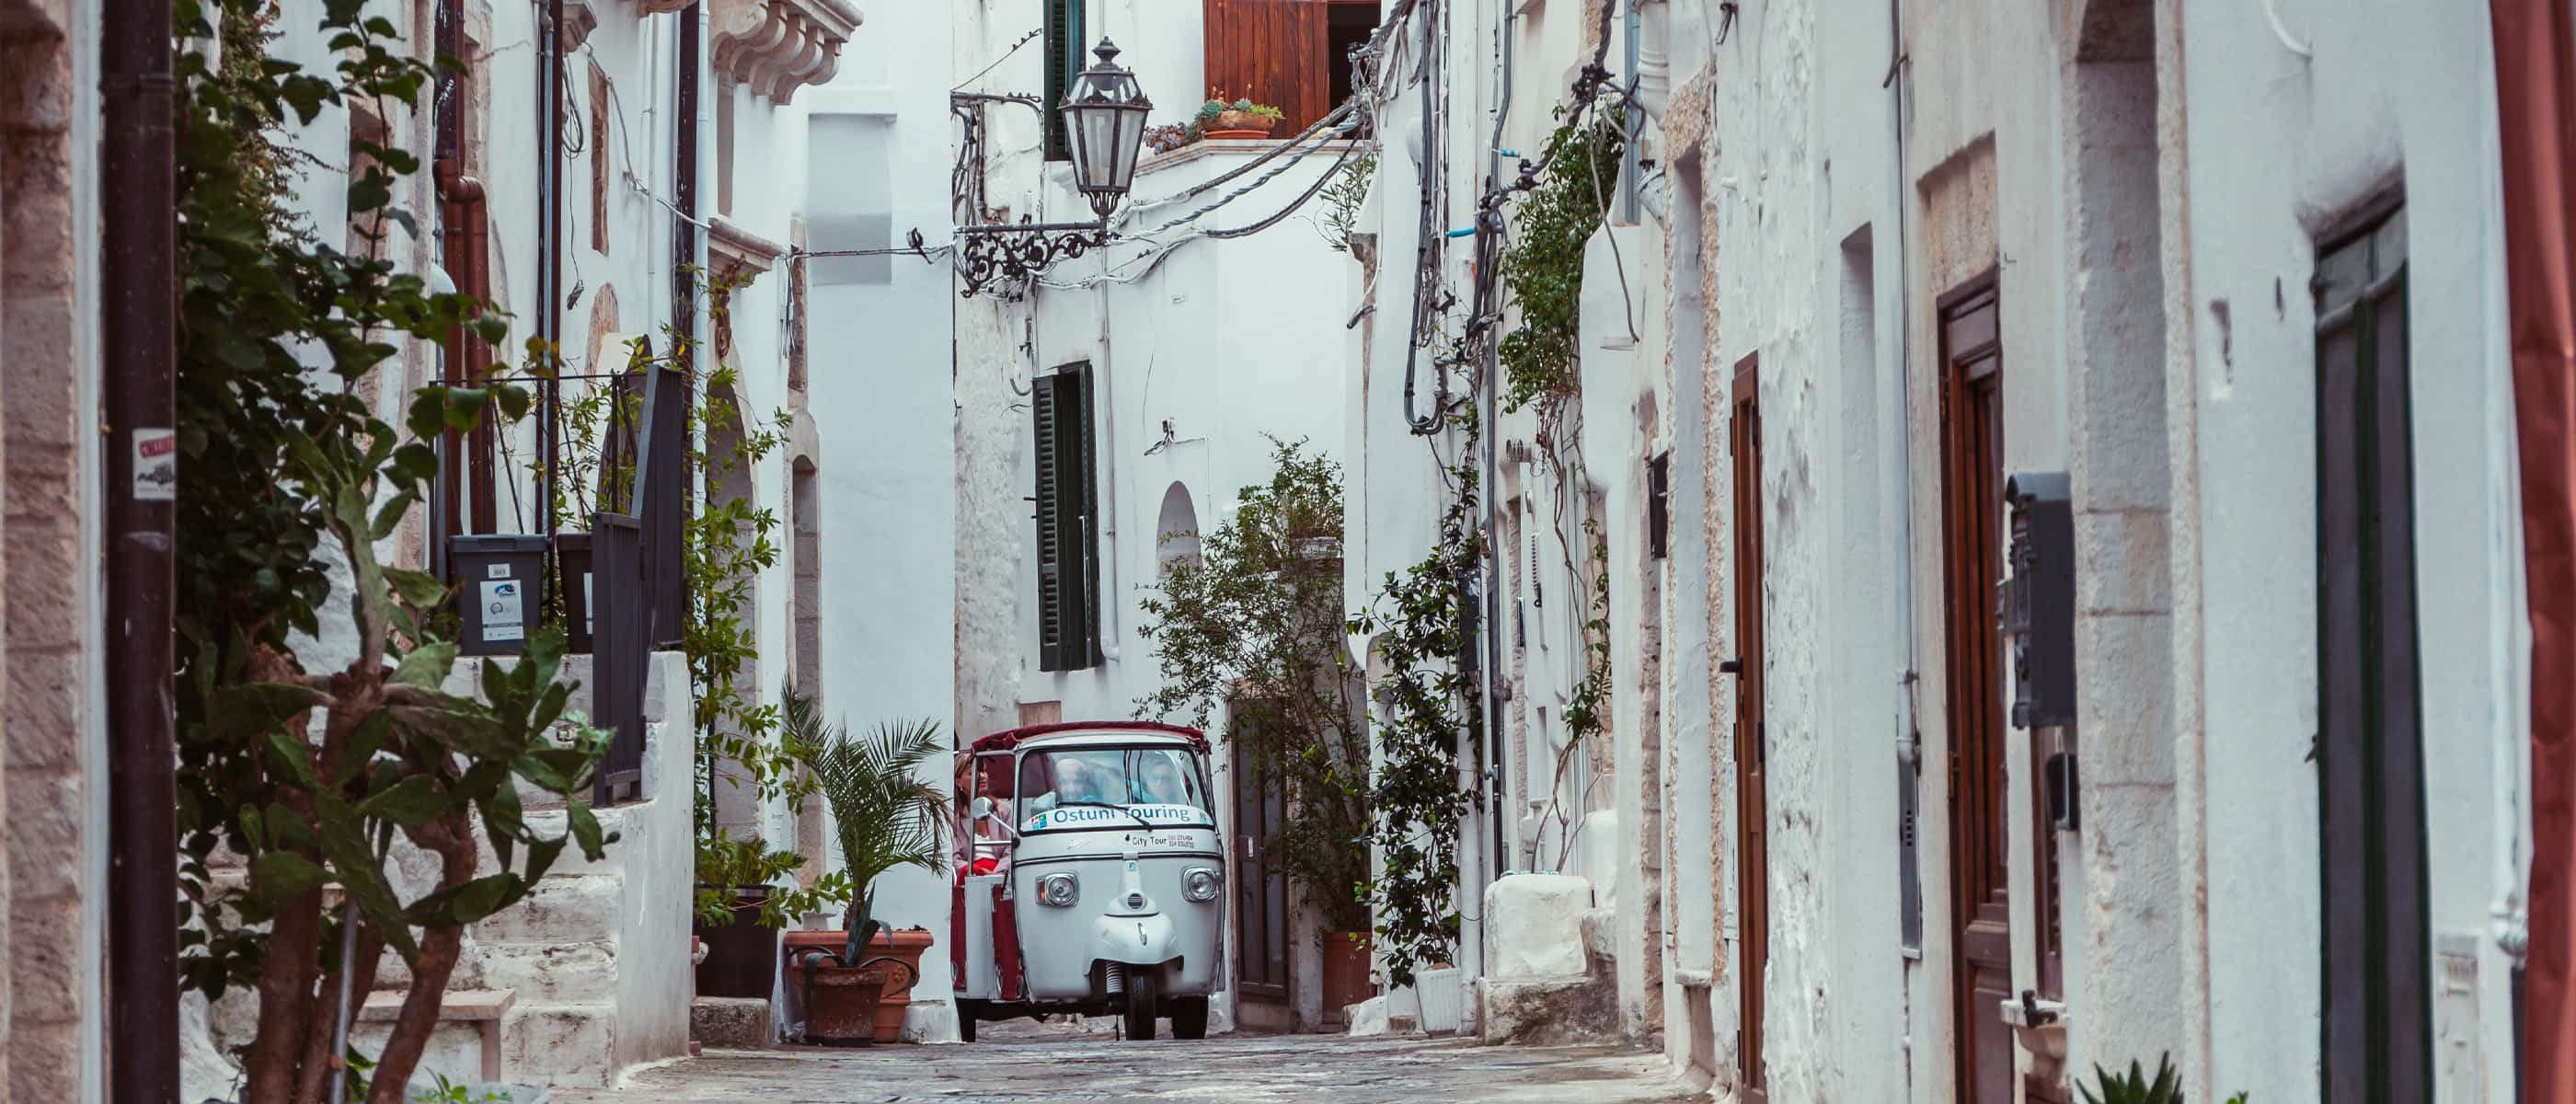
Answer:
[{"xmin": 972, "ymin": 796, "xmax": 995, "ymax": 821}]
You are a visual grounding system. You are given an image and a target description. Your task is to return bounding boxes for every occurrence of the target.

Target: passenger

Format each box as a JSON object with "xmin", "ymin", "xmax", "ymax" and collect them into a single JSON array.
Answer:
[{"xmin": 1138, "ymin": 756, "xmax": 1190, "ymax": 806}]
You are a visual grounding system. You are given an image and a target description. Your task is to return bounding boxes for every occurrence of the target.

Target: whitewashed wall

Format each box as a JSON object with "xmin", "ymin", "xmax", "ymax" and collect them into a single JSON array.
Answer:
[
  {"xmin": 2176, "ymin": 2, "xmax": 2524, "ymax": 1099},
  {"xmin": 802, "ymin": 0, "xmax": 964, "ymax": 1040}
]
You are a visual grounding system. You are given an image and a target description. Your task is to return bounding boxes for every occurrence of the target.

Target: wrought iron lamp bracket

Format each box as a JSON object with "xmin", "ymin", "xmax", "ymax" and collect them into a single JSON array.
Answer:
[{"xmin": 956, "ymin": 219, "xmax": 1111, "ymax": 298}]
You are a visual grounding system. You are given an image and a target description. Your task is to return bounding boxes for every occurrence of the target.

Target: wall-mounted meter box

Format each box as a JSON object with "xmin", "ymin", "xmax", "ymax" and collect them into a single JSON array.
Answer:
[
  {"xmin": 448, "ymin": 535, "xmax": 548, "ymax": 657},
  {"xmin": 2001, "ymin": 471, "xmax": 2076, "ymax": 730}
]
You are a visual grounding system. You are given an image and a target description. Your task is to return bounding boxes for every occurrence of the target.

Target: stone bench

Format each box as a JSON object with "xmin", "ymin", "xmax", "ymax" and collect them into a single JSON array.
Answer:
[{"xmin": 361, "ymin": 989, "xmax": 516, "ymax": 1084}]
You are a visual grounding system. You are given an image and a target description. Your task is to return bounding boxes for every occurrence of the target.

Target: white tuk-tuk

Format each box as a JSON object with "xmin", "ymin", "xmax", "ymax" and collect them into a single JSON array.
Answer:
[{"xmin": 950, "ymin": 721, "xmax": 1225, "ymax": 1041}]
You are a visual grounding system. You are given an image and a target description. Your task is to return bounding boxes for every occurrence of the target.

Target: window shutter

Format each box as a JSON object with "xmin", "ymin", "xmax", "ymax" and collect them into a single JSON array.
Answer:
[
  {"xmin": 1074, "ymin": 364, "xmax": 1102, "ymax": 666},
  {"xmin": 1044, "ymin": 0, "xmax": 1085, "ymax": 162},
  {"xmin": 1202, "ymin": 0, "xmax": 1331, "ymax": 135},
  {"xmin": 1033, "ymin": 374, "xmax": 1067, "ymax": 670},
  {"xmin": 1033, "ymin": 366, "xmax": 1100, "ymax": 672}
]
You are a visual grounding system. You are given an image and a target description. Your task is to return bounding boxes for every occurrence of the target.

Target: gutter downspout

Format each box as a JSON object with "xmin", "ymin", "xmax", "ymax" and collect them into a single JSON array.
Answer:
[
  {"xmin": 1483, "ymin": 0, "xmax": 1514, "ymax": 887},
  {"xmin": 1880, "ymin": 0, "xmax": 1926, "ymax": 1089},
  {"xmin": 2489, "ymin": 0, "xmax": 2576, "ymax": 1093},
  {"xmin": 540, "ymin": 0, "xmax": 566, "ymax": 537},
  {"xmin": 103, "ymin": 0, "xmax": 180, "ymax": 1100}
]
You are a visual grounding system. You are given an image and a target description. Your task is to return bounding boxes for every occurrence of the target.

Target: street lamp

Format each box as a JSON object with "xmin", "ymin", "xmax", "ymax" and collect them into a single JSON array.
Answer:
[
  {"xmin": 954, "ymin": 38, "xmax": 1154, "ymax": 297},
  {"xmin": 1060, "ymin": 39, "xmax": 1152, "ymax": 220}
]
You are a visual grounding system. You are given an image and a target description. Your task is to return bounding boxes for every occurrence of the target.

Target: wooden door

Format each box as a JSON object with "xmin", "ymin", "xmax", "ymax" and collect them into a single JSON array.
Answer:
[
  {"xmin": 1731, "ymin": 355, "xmax": 1770, "ymax": 1103},
  {"xmin": 1202, "ymin": 0, "xmax": 1331, "ymax": 134},
  {"xmin": 1938, "ymin": 280, "xmax": 2013, "ymax": 1104},
  {"xmin": 1231, "ymin": 704, "xmax": 1291, "ymax": 1007},
  {"xmin": 2316, "ymin": 203, "xmax": 2429, "ymax": 1104}
]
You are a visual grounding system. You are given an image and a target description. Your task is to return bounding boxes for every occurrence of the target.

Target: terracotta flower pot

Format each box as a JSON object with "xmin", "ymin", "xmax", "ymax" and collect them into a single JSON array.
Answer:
[
  {"xmin": 785, "ymin": 927, "xmax": 934, "ymax": 1043},
  {"xmin": 1214, "ymin": 109, "xmax": 1277, "ymax": 132},
  {"xmin": 790, "ymin": 952, "xmax": 891, "ymax": 1047},
  {"xmin": 1322, "ymin": 931, "xmax": 1374, "ymax": 1029}
]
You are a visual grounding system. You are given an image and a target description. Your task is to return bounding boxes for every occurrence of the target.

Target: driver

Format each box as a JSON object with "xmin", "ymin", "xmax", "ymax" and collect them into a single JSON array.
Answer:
[{"xmin": 1053, "ymin": 756, "xmax": 1114, "ymax": 805}]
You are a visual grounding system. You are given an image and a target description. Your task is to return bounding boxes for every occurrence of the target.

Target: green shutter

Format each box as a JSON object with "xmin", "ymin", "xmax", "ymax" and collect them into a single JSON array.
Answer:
[
  {"xmin": 1044, "ymin": 0, "xmax": 1085, "ymax": 162},
  {"xmin": 1033, "ymin": 374, "xmax": 1067, "ymax": 671},
  {"xmin": 1033, "ymin": 366, "xmax": 1099, "ymax": 671}
]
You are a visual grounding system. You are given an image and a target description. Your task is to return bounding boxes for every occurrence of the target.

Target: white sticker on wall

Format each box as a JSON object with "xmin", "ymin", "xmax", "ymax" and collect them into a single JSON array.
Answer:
[
  {"xmin": 487, "ymin": 563, "xmax": 512, "ymax": 579},
  {"xmin": 133, "ymin": 429, "xmax": 177, "ymax": 501},
  {"xmin": 481, "ymin": 580, "xmax": 525, "ymax": 642}
]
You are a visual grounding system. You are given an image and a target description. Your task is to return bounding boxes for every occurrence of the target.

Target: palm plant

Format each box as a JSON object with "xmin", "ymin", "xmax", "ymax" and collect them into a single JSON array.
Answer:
[{"xmin": 803, "ymin": 714, "xmax": 949, "ymax": 960}]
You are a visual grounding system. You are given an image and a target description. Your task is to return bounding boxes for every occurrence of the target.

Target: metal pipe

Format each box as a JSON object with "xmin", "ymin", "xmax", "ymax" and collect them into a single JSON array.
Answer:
[
  {"xmin": 1483, "ymin": 0, "xmax": 1515, "ymax": 882},
  {"xmin": 103, "ymin": 0, "xmax": 179, "ymax": 1098},
  {"xmin": 541, "ymin": 0, "xmax": 566, "ymax": 537},
  {"xmin": 1401, "ymin": 0, "xmax": 1443, "ymax": 433}
]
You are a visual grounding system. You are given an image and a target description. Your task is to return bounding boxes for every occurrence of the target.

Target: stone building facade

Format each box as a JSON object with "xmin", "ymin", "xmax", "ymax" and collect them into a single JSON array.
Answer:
[
  {"xmin": 1353, "ymin": 1, "xmax": 2543, "ymax": 1101},
  {"xmin": 0, "ymin": 0, "xmax": 103, "ymax": 1100}
]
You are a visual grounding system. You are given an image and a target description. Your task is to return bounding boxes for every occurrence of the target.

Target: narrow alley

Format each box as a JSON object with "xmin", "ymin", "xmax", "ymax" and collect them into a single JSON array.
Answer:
[{"xmin": 11, "ymin": 0, "xmax": 2576, "ymax": 1102}]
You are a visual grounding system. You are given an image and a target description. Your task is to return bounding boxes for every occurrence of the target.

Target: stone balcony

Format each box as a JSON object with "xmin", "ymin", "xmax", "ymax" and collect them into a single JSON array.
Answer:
[{"xmin": 711, "ymin": 0, "xmax": 866, "ymax": 105}]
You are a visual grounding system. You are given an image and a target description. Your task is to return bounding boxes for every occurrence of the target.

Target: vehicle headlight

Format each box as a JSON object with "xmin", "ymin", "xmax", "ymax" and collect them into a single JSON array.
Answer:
[
  {"xmin": 1183, "ymin": 867, "xmax": 1222, "ymax": 903},
  {"xmin": 1037, "ymin": 872, "xmax": 1079, "ymax": 908}
]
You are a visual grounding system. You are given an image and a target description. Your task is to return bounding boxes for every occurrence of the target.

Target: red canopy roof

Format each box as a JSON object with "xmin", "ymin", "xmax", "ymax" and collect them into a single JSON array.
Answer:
[{"xmin": 965, "ymin": 719, "xmax": 1208, "ymax": 754}]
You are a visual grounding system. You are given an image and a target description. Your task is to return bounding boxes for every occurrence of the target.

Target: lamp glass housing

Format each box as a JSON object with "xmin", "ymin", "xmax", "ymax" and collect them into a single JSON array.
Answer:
[{"xmin": 1060, "ymin": 38, "xmax": 1153, "ymax": 219}]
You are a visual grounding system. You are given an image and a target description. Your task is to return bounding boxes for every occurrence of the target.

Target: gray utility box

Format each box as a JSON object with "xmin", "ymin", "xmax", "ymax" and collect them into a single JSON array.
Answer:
[{"xmin": 449, "ymin": 535, "xmax": 549, "ymax": 657}]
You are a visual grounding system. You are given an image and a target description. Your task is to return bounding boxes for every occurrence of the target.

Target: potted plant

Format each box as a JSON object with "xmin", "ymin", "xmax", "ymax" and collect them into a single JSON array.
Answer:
[
  {"xmin": 785, "ymin": 714, "xmax": 949, "ymax": 1045},
  {"xmin": 1199, "ymin": 91, "xmax": 1284, "ymax": 139},
  {"xmin": 692, "ymin": 834, "xmax": 806, "ymax": 999}
]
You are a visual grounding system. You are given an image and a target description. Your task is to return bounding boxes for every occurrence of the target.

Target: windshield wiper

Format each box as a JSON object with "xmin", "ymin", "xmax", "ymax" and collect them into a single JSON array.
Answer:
[{"xmin": 1057, "ymin": 799, "xmax": 1158, "ymax": 831}]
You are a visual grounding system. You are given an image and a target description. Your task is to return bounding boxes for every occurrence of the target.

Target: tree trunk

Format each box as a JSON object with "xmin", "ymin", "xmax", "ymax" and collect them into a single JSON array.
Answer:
[
  {"xmin": 365, "ymin": 813, "xmax": 476, "ymax": 1104},
  {"xmin": 240, "ymin": 885, "xmax": 325, "ymax": 1102}
]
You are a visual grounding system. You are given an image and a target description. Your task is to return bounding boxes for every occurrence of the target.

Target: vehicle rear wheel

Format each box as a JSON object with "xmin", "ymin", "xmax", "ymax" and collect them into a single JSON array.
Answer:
[
  {"xmin": 956, "ymin": 999, "xmax": 979, "ymax": 1042},
  {"xmin": 1168, "ymin": 995, "xmax": 1209, "ymax": 1040},
  {"xmin": 1123, "ymin": 972, "xmax": 1158, "ymax": 1041}
]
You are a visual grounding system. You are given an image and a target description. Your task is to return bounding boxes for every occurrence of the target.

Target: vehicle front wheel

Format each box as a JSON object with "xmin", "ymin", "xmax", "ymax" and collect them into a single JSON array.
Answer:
[
  {"xmin": 1168, "ymin": 995, "xmax": 1209, "ymax": 1040},
  {"xmin": 1123, "ymin": 972, "xmax": 1158, "ymax": 1041}
]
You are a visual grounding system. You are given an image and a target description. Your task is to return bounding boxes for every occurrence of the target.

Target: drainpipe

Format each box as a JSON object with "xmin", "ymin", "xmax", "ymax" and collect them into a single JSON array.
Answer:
[
  {"xmin": 1881, "ymin": 0, "xmax": 1926, "ymax": 1080},
  {"xmin": 539, "ymin": 0, "xmax": 566, "ymax": 536},
  {"xmin": 1482, "ymin": 0, "xmax": 1515, "ymax": 886},
  {"xmin": 102, "ymin": 0, "xmax": 180, "ymax": 1100}
]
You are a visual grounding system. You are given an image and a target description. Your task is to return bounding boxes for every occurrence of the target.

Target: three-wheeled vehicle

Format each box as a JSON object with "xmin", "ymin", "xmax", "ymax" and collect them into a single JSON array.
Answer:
[{"xmin": 949, "ymin": 721, "xmax": 1225, "ymax": 1041}]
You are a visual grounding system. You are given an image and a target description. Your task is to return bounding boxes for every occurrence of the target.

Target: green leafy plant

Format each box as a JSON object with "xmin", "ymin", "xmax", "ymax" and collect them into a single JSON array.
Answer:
[
  {"xmin": 803, "ymin": 717, "xmax": 951, "ymax": 955},
  {"xmin": 1347, "ymin": 412, "xmax": 1488, "ymax": 987},
  {"xmin": 2078, "ymin": 1055, "xmax": 2184, "ymax": 1104},
  {"xmin": 171, "ymin": 2, "xmax": 618, "ymax": 1101},
  {"xmin": 1138, "ymin": 440, "xmax": 1370, "ymax": 933},
  {"xmin": 1495, "ymin": 106, "xmax": 1627, "ymax": 413},
  {"xmin": 1320, "ymin": 155, "xmax": 1378, "ymax": 254}
]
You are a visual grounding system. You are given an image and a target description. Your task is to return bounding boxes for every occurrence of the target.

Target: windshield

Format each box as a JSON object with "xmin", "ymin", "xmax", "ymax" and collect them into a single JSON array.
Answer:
[{"xmin": 1017, "ymin": 746, "xmax": 1213, "ymax": 831}]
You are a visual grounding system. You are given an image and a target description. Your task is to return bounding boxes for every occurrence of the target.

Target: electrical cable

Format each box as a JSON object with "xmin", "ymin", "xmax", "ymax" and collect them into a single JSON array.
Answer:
[{"xmin": 955, "ymin": 27, "xmax": 1044, "ymax": 91}]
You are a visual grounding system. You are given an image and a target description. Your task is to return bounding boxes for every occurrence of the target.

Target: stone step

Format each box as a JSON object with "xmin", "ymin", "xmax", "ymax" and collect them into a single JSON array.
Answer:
[
  {"xmin": 689, "ymin": 996, "xmax": 774, "ymax": 1049},
  {"xmin": 475, "ymin": 940, "xmax": 621, "ymax": 1005},
  {"xmin": 501, "ymin": 1004, "xmax": 618, "ymax": 1088},
  {"xmin": 473, "ymin": 872, "xmax": 624, "ymax": 944},
  {"xmin": 486, "ymin": 806, "xmax": 636, "ymax": 878}
]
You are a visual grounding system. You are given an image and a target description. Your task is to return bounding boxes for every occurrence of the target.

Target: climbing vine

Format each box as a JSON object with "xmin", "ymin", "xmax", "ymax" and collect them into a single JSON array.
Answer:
[
  {"xmin": 1495, "ymin": 107, "xmax": 1626, "ymax": 414},
  {"xmin": 1348, "ymin": 411, "xmax": 1488, "ymax": 988},
  {"xmin": 547, "ymin": 276, "xmax": 825, "ymax": 918}
]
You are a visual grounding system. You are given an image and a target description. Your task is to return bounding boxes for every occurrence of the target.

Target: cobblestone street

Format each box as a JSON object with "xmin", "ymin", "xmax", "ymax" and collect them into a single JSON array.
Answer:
[{"xmin": 556, "ymin": 1024, "xmax": 1707, "ymax": 1103}]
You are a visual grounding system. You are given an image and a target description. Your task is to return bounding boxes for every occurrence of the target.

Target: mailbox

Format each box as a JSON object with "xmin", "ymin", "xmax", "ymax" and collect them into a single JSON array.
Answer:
[
  {"xmin": 2000, "ymin": 472, "xmax": 2076, "ymax": 730},
  {"xmin": 448, "ymin": 535, "xmax": 548, "ymax": 657}
]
